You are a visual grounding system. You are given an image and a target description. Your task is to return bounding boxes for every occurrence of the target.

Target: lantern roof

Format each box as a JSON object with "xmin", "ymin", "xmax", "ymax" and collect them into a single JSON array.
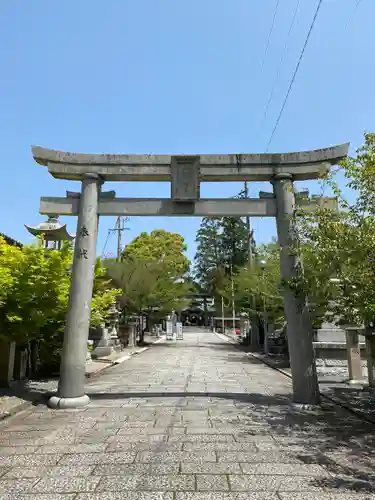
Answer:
[{"xmin": 25, "ymin": 216, "xmax": 75, "ymax": 241}]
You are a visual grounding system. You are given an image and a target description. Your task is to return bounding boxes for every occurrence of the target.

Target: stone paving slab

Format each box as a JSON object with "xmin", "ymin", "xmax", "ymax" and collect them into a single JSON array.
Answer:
[
  {"xmin": 0, "ymin": 329, "xmax": 375, "ymax": 497},
  {"xmin": 0, "ymin": 495, "xmax": 78, "ymax": 500},
  {"xmin": 0, "ymin": 335, "xmax": 164, "ymax": 421},
  {"xmin": 175, "ymin": 494, "xmax": 278, "ymax": 500},
  {"xmin": 76, "ymin": 494, "xmax": 174, "ymax": 500}
]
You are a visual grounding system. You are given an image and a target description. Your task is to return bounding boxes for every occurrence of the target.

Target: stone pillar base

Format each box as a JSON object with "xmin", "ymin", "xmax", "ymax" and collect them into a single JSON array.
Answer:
[
  {"xmin": 290, "ymin": 403, "xmax": 322, "ymax": 412},
  {"xmin": 348, "ymin": 378, "xmax": 365, "ymax": 385},
  {"xmin": 48, "ymin": 394, "xmax": 90, "ymax": 409},
  {"xmin": 111, "ymin": 340, "xmax": 122, "ymax": 352},
  {"xmin": 91, "ymin": 346, "xmax": 115, "ymax": 358}
]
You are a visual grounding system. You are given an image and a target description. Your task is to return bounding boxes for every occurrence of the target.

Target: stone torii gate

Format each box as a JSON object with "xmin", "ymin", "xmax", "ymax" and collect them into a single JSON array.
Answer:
[{"xmin": 32, "ymin": 144, "xmax": 349, "ymax": 409}]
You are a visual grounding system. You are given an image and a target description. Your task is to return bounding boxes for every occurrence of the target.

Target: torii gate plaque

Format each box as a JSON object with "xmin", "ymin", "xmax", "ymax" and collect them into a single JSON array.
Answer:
[{"xmin": 32, "ymin": 144, "xmax": 349, "ymax": 408}]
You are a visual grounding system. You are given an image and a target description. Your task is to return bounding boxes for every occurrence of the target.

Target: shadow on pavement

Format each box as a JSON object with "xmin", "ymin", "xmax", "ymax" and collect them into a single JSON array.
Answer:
[
  {"xmin": 156, "ymin": 342, "xmax": 240, "ymax": 349},
  {"xmin": 322, "ymin": 385, "xmax": 375, "ymax": 421},
  {"xmin": 251, "ymin": 348, "xmax": 375, "ymax": 426},
  {"xmin": 0, "ymin": 379, "xmax": 56, "ymax": 406},
  {"xmin": 83, "ymin": 389, "xmax": 375, "ymax": 493},
  {"xmin": 213, "ymin": 352, "xmax": 292, "ymax": 369},
  {"xmin": 86, "ymin": 390, "xmax": 292, "ymax": 403}
]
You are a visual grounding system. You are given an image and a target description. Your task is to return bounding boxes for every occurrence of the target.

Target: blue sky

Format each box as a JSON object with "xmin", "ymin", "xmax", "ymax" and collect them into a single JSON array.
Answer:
[{"xmin": 0, "ymin": 0, "xmax": 373, "ymax": 261}]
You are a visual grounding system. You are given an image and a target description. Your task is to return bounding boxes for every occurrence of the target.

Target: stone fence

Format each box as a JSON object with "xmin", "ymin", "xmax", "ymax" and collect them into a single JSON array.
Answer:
[
  {"xmin": 313, "ymin": 322, "xmax": 370, "ymax": 384},
  {"xmin": 0, "ymin": 341, "xmax": 29, "ymax": 387}
]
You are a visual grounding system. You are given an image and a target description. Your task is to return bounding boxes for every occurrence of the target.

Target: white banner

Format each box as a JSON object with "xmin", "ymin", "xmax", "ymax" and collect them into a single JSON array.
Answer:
[
  {"xmin": 166, "ymin": 321, "xmax": 174, "ymax": 340},
  {"xmin": 176, "ymin": 322, "xmax": 183, "ymax": 340}
]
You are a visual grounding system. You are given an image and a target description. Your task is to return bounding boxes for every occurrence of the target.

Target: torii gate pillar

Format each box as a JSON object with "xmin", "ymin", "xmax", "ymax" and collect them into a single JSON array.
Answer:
[
  {"xmin": 48, "ymin": 174, "xmax": 102, "ymax": 409},
  {"xmin": 273, "ymin": 173, "xmax": 320, "ymax": 406}
]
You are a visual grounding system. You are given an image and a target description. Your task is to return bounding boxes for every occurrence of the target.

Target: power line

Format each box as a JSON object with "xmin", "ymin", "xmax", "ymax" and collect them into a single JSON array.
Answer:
[
  {"xmin": 259, "ymin": 0, "xmax": 281, "ymax": 74},
  {"xmin": 245, "ymin": 1, "xmax": 279, "ymax": 266},
  {"xmin": 265, "ymin": 0, "xmax": 324, "ymax": 152},
  {"xmin": 101, "ymin": 216, "xmax": 131, "ymax": 259},
  {"xmin": 101, "ymin": 229, "xmax": 112, "ymax": 258},
  {"xmin": 258, "ymin": 0, "xmax": 301, "ymax": 138},
  {"xmin": 109, "ymin": 216, "xmax": 130, "ymax": 260},
  {"xmin": 344, "ymin": 0, "xmax": 362, "ymax": 30}
]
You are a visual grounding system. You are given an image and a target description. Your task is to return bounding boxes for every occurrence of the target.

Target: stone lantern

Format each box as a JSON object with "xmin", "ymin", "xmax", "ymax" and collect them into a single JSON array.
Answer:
[
  {"xmin": 107, "ymin": 303, "xmax": 121, "ymax": 350},
  {"xmin": 25, "ymin": 215, "xmax": 74, "ymax": 249},
  {"xmin": 91, "ymin": 303, "xmax": 122, "ymax": 358}
]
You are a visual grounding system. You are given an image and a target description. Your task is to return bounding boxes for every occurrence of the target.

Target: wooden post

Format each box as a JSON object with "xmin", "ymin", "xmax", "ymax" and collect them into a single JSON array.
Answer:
[
  {"xmin": 345, "ymin": 327, "xmax": 364, "ymax": 383},
  {"xmin": 365, "ymin": 329, "xmax": 375, "ymax": 388},
  {"xmin": 0, "ymin": 341, "xmax": 16, "ymax": 387}
]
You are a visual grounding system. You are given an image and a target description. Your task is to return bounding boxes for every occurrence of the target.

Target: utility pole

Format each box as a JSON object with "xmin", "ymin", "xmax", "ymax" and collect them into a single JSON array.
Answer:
[
  {"xmin": 230, "ymin": 262, "xmax": 235, "ymax": 331},
  {"xmin": 244, "ymin": 181, "xmax": 253, "ymax": 269},
  {"xmin": 109, "ymin": 216, "xmax": 130, "ymax": 260},
  {"xmin": 221, "ymin": 296, "xmax": 225, "ymax": 335},
  {"xmin": 244, "ymin": 181, "xmax": 258, "ymax": 346}
]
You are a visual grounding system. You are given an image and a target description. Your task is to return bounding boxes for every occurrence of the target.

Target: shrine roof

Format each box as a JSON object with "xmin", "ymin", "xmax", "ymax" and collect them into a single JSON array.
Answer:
[{"xmin": 0, "ymin": 232, "xmax": 23, "ymax": 248}]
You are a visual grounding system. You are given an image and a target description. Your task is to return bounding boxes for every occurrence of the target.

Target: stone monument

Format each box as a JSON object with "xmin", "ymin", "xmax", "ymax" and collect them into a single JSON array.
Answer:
[{"xmin": 91, "ymin": 304, "xmax": 122, "ymax": 358}]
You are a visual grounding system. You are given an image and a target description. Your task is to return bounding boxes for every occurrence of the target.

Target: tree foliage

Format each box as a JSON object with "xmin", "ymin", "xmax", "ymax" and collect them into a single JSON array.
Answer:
[
  {"xmin": 194, "ymin": 214, "xmax": 256, "ymax": 295},
  {"xmin": 108, "ymin": 229, "xmax": 193, "ymax": 320},
  {"xmin": 105, "ymin": 258, "xmax": 192, "ymax": 318},
  {"xmin": 0, "ymin": 238, "xmax": 119, "ymax": 371},
  {"xmin": 220, "ymin": 241, "xmax": 285, "ymax": 327},
  {"xmin": 0, "ymin": 240, "xmax": 72, "ymax": 345},
  {"xmin": 194, "ymin": 218, "xmax": 224, "ymax": 294},
  {"xmin": 123, "ymin": 229, "xmax": 190, "ymax": 277},
  {"xmin": 223, "ymin": 133, "xmax": 375, "ymax": 330},
  {"xmin": 91, "ymin": 258, "xmax": 121, "ymax": 327},
  {"xmin": 296, "ymin": 132, "xmax": 375, "ymax": 327}
]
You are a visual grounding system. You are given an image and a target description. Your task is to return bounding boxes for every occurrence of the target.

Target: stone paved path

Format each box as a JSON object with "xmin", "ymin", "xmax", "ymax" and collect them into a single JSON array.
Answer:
[{"xmin": 0, "ymin": 329, "xmax": 375, "ymax": 499}]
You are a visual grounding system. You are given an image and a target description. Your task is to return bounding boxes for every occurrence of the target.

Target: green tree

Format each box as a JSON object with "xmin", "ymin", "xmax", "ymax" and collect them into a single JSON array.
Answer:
[
  {"xmin": 0, "ymin": 238, "xmax": 24, "ymax": 308},
  {"xmin": 223, "ymin": 241, "xmax": 284, "ymax": 327},
  {"xmin": 194, "ymin": 218, "xmax": 224, "ymax": 293},
  {"xmin": 194, "ymin": 212, "xmax": 256, "ymax": 294},
  {"xmin": 0, "ymin": 241, "xmax": 73, "ymax": 346},
  {"xmin": 117, "ymin": 229, "xmax": 191, "ymax": 336},
  {"xmin": 298, "ymin": 206, "xmax": 375, "ymax": 327},
  {"xmin": 91, "ymin": 258, "xmax": 121, "ymax": 327},
  {"xmin": 296, "ymin": 132, "xmax": 375, "ymax": 328},
  {"xmin": 105, "ymin": 258, "xmax": 166, "ymax": 316},
  {"xmin": 123, "ymin": 229, "xmax": 190, "ymax": 277},
  {"xmin": 0, "ymin": 238, "xmax": 119, "ymax": 374},
  {"xmin": 105, "ymin": 257, "xmax": 192, "ymax": 336},
  {"xmin": 220, "ymin": 216, "xmax": 251, "ymax": 269}
]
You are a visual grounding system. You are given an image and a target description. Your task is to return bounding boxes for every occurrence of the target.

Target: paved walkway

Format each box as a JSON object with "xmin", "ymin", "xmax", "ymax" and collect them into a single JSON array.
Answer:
[
  {"xmin": 0, "ymin": 334, "xmax": 161, "ymax": 420},
  {"xmin": 0, "ymin": 330, "xmax": 375, "ymax": 499},
  {"xmin": 222, "ymin": 330, "xmax": 375, "ymax": 424}
]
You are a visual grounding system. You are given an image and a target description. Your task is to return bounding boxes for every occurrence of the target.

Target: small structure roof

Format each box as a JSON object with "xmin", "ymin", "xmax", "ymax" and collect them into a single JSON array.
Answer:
[
  {"xmin": 25, "ymin": 216, "xmax": 74, "ymax": 242},
  {"xmin": 0, "ymin": 232, "xmax": 23, "ymax": 248}
]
